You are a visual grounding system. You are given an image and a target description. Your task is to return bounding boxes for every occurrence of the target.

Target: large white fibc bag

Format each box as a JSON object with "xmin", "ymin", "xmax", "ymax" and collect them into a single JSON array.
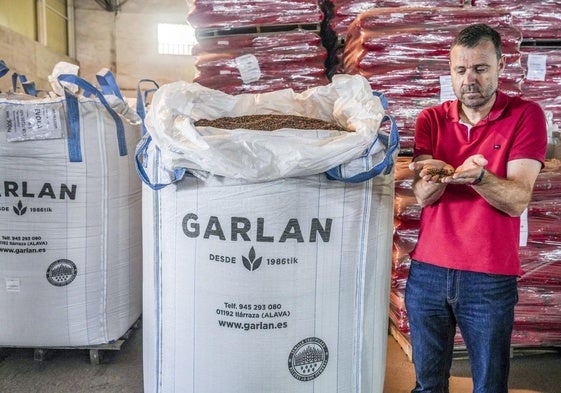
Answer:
[
  {"xmin": 138, "ymin": 74, "xmax": 398, "ymax": 393},
  {"xmin": 0, "ymin": 67, "xmax": 142, "ymax": 347}
]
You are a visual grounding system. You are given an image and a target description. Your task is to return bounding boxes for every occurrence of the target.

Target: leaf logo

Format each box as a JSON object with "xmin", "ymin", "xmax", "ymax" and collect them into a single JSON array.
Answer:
[
  {"xmin": 13, "ymin": 200, "xmax": 27, "ymax": 216},
  {"xmin": 242, "ymin": 246, "xmax": 262, "ymax": 272}
]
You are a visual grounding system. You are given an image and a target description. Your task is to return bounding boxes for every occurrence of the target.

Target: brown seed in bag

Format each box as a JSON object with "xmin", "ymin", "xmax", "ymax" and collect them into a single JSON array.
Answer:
[{"xmin": 194, "ymin": 114, "xmax": 349, "ymax": 132}]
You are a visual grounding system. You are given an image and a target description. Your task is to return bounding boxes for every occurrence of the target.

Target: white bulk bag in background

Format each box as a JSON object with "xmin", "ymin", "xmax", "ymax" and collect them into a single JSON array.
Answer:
[
  {"xmin": 0, "ymin": 66, "xmax": 142, "ymax": 347},
  {"xmin": 138, "ymin": 74, "xmax": 399, "ymax": 393}
]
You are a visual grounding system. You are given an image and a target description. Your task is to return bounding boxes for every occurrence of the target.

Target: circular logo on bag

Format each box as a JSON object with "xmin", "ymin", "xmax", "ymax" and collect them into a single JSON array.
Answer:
[
  {"xmin": 46, "ymin": 259, "xmax": 77, "ymax": 287},
  {"xmin": 288, "ymin": 337, "xmax": 329, "ymax": 381}
]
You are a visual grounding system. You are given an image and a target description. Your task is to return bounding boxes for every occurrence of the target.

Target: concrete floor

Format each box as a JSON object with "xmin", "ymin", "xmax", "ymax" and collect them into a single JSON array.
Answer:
[
  {"xmin": 0, "ymin": 324, "xmax": 143, "ymax": 393},
  {"xmin": 0, "ymin": 323, "xmax": 559, "ymax": 393}
]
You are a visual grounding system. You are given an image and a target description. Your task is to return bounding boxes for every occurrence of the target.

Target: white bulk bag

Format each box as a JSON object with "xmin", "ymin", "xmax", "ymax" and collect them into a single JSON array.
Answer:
[
  {"xmin": 138, "ymin": 74, "xmax": 398, "ymax": 393},
  {"xmin": 0, "ymin": 69, "xmax": 142, "ymax": 346},
  {"xmin": 141, "ymin": 170, "xmax": 394, "ymax": 393}
]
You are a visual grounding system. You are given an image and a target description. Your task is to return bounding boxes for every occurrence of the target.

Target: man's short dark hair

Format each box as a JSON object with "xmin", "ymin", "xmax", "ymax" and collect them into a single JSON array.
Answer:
[{"xmin": 451, "ymin": 23, "xmax": 502, "ymax": 60}]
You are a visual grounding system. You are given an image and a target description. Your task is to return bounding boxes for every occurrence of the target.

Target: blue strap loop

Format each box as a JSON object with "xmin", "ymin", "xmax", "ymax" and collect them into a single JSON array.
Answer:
[
  {"xmin": 325, "ymin": 114, "xmax": 399, "ymax": 183},
  {"xmin": 58, "ymin": 73, "xmax": 128, "ymax": 162},
  {"xmin": 373, "ymin": 90, "xmax": 388, "ymax": 110},
  {"xmin": 96, "ymin": 68, "xmax": 124, "ymax": 100},
  {"xmin": 0, "ymin": 60, "xmax": 8, "ymax": 79},
  {"xmin": 64, "ymin": 92, "xmax": 83, "ymax": 162},
  {"xmin": 11, "ymin": 72, "xmax": 27, "ymax": 92},
  {"xmin": 136, "ymin": 79, "xmax": 159, "ymax": 136},
  {"xmin": 133, "ymin": 79, "xmax": 186, "ymax": 190},
  {"xmin": 134, "ymin": 133, "xmax": 186, "ymax": 190},
  {"xmin": 10, "ymin": 73, "xmax": 43, "ymax": 96}
]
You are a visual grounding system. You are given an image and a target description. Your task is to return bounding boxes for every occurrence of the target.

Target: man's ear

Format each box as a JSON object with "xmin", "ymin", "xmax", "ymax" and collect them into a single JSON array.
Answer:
[{"xmin": 498, "ymin": 55, "xmax": 506, "ymax": 73}]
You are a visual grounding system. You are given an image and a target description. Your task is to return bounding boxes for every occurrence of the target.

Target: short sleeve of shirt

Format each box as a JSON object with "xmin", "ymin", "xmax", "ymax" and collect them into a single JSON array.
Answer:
[
  {"xmin": 413, "ymin": 104, "xmax": 448, "ymax": 159},
  {"xmin": 507, "ymin": 100, "xmax": 547, "ymax": 167}
]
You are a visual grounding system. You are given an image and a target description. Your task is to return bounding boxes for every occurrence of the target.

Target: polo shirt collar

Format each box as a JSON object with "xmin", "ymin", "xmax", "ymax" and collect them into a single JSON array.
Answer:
[{"xmin": 447, "ymin": 90, "xmax": 508, "ymax": 123}]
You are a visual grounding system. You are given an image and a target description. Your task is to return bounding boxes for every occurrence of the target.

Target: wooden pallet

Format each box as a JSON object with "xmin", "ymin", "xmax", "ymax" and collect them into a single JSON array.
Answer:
[
  {"xmin": 196, "ymin": 23, "xmax": 321, "ymax": 39},
  {"xmin": 0, "ymin": 317, "xmax": 141, "ymax": 365},
  {"xmin": 389, "ymin": 323, "xmax": 413, "ymax": 362},
  {"xmin": 390, "ymin": 322, "xmax": 561, "ymax": 362}
]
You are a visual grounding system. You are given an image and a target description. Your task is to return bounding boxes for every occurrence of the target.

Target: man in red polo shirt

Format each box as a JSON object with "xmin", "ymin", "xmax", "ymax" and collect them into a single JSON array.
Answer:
[{"xmin": 406, "ymin": 23, "xmax": 547, "ymax": 393}]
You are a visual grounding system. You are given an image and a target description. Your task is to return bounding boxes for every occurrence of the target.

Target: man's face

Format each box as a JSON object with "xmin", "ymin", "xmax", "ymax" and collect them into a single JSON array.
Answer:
[{"xmin": 449, "ymin": 39, "xmax": 505, "ymax": 110}]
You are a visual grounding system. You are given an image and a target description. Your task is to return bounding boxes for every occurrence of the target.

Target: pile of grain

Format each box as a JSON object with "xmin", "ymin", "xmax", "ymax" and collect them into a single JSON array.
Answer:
[
  {"xmin": 425, "ymin": 168, "xmax": 454, "ymax": 177},
  {"xmin": 194, "ymin": 114, "xmax": 349, "ymax": 131}
]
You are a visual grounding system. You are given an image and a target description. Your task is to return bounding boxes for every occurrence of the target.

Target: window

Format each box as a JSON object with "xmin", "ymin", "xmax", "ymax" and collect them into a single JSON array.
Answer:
[
  {"xmin": 38, "ymin": 0, "xmax": 74, "ymax": 57},
  {"xmin": 158, "ymin": 23, "xmax": 197, "ymax": 56},
  {"xmin": 0, "ymin": 0, "xmax": 73, "ymax": 57},
  {"xmin": 0, "ymin": 0, "xmax": 37, "ymax": 40}
]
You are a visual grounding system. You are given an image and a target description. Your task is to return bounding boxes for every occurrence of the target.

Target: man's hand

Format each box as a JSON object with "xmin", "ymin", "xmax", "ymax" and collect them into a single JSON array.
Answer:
[
  {"xmin": 409, "ymin": 159, "xmax": 455, "ymax": 183},
  {"xmin": 446, "ymin": 154, "xmax": 488, "ymax": 185}
]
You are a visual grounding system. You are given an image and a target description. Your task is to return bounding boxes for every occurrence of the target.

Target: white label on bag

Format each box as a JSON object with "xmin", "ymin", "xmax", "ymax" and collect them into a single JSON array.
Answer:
[
  {"xmin": 4, "ymin": 103, "xmax": 65, "ymax": 142},
  {"xmin": 5, "ymin": 278, "xmax": 20, "ymax": 292},
  {"xmin": 235, "ymin": 54, "xmax": 261, "ymax": 84},
  {"xmin": 439, "ymin": 75, "xmax": 455, "ymax": 102},
  {"xmin": 526, "ymin": 54, "xmax": 547, "ymax": 81},
  {"xmin": 519, "ymin": 208, "xmax": 528, "ymax": 247}
]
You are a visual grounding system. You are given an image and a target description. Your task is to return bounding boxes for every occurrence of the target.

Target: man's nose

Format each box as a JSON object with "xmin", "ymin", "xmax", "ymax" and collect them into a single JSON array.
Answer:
[{"xmin": 463, "ymin": 69, "xmax": 477, "ymax": 84}]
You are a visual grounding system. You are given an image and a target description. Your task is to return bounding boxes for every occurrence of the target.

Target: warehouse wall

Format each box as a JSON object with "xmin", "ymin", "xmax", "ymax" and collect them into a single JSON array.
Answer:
[
  {"xmin": 1, "ymin": 0, "xmax": 196, "ymax": 97},
  {"xmin": 0, "ymin": 0, "xmax": 36, "ymax": 40},
  {"xmin": 0, "ymin": 24, "xmax": 76, "ymax": 93},
  {"xmin": 74, "ymin": 0, "xmax": 197, "ymax": 97}
]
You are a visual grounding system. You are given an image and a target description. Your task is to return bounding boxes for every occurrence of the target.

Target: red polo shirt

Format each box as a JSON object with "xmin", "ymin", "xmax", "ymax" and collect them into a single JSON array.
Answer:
[{"xmin": 411, "ymin": 91, "xmax": 547, "ymax": 275}]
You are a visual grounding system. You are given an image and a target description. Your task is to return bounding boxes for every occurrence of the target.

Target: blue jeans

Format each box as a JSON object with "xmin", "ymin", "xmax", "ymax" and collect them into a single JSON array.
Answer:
[{"xmin": 404, "ymin": 260, "xmax": 518, "ymax": 393}]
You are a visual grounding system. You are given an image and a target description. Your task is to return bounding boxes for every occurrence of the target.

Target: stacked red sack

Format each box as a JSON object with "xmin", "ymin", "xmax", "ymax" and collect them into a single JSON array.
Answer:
[
  {"xmin": 187, "ymin": 0, "xmax": 329, "ymax": 95},
  {"xmin": 519, "ymin": 47, "xmax": 561, "ymax": 132},
  {"xmin": 327, "ymin": 0, "xmax": 465, "ymax": 39},
  {"xmin": 516, "ymin": 159, "xmax": 561, "ymax": 346},
  {"xmin": 192, "ymin": 31, "xmax": 329, "ymax": 94},
  {"xmin": 391, "ymin": 157, "xmax": 561, "ymax": 350},
  {"xmin": 321, "ymin": 1, "xmax": 465, "ymax": 79},
  {"xmin": 390, "ymin": 157, "xmax": 419, "ymax": 335},
  {"xmin": 471, "ymin": 0, "xmax": 561, "ymax": 40},
  {"xmin": 472, "ymin": 2, "xmax": 561, "ymax": 133},
  {"xmin": 187, "ymin": 0, "xmax": 323, "ymax": 30},
  {"xmin": 343, "ymin": 7, "xmax": 523, "ymax": 152}
]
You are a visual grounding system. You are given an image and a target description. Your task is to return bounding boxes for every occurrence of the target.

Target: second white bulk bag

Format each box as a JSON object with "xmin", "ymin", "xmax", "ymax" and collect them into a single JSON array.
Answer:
[{"xmin": 0, "ymin": 68, "xmax": 143, "ymax": 347}]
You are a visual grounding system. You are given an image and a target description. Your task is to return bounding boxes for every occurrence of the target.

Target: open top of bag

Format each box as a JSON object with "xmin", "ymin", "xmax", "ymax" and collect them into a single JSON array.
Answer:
[{"xmin": 139, "ymin": 74, "xmax": 398, "ymax": 184}]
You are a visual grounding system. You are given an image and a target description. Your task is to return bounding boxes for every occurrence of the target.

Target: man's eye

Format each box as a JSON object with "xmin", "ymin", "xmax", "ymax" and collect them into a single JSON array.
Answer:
[{"xmin": 475, "ymin": 67, "xmax": 488, "ymax": 73}]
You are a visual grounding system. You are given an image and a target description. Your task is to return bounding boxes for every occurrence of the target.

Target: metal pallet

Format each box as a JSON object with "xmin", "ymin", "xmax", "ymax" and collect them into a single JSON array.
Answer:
[
  {"xmin": 196, "ymin": 23, "xmax": 321, "ymax": 39},
  {"xmin": 0, "ymin": 317, "xmax": 141, "ymax": 365}
]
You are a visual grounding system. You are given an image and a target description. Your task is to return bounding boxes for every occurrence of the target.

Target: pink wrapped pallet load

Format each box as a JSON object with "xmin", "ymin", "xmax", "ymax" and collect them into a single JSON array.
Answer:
[
  {"xmin": 0, "ymin": 62, "xmax": 142, "ymax": 348},
  {"xmin": 137, "ymin": 74, "xmax": 399, "ymax": 393}
]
